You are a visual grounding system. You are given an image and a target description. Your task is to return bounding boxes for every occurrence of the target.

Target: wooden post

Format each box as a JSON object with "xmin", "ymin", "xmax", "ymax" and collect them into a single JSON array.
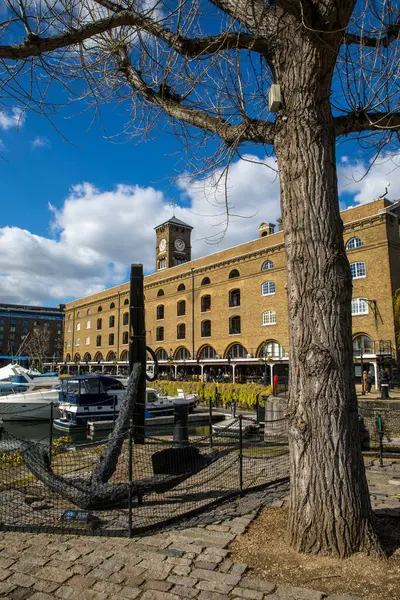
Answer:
[{"xmin": 129, "ymin": 264, "xmax": 146, "ymax": 444}]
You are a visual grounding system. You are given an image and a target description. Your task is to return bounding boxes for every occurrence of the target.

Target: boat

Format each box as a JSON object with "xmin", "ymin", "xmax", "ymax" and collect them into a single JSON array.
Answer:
[
  {"xmin": 0, "ymin": 387, "xmax": 60, "ymax": 421},
  {"xmin": 53, "ymin": 374, "xmax": 197, "ymax": 432}
]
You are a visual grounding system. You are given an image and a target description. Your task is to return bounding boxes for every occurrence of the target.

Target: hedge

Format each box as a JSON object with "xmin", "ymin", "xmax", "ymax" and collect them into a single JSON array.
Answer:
[{"xmin": 150, "ymin": 381, "xmax": 272, "ymax": 408}]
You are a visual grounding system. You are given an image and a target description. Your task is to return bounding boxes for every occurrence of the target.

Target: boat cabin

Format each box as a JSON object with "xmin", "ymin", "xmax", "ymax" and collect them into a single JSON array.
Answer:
[{"xmin": 59, "ymin": 375, "xmax": 125, "ymax": 405}]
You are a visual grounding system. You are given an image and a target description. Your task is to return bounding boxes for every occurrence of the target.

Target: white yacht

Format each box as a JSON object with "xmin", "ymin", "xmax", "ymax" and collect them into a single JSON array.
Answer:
[{"xmin": 0, "ymin": 387, "xmax": 60, "ymax": 421}]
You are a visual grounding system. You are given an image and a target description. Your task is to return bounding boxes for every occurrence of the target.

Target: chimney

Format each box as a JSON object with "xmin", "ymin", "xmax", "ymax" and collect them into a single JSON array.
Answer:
[{"xmin": 259, "ymin": 222, "xmax": 275, "ymax": 238}]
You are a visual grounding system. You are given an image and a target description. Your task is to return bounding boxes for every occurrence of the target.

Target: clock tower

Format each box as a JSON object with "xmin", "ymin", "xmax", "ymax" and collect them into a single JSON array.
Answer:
[{"xmin": 155, "ymin": 216, "xmax": 193, "ymax": 272}]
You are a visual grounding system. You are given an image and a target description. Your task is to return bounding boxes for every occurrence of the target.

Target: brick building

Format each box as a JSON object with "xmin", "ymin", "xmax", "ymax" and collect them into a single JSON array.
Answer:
[
  {"xmin": 62, "ymin": 198, "xmax": 400, "ymax": 386},
  {"xmin": 0, "ymin": 303, "xmax": 65, "ymax": 367}
]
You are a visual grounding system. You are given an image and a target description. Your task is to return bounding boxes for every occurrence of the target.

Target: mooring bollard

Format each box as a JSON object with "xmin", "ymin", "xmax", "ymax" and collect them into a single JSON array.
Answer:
[{"xmin": 173, "ymin": 399, "xmax": 189, "ymax": 446}]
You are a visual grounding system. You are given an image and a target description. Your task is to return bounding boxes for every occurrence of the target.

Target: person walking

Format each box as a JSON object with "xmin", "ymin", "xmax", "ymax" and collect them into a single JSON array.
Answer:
[
  {"xmin": 362, "ymin": 370, "xmax": 368, "ymax": 395},
  {"xmin": 366, "ymin": 371, "xmax": 374, "ymax": 394}
]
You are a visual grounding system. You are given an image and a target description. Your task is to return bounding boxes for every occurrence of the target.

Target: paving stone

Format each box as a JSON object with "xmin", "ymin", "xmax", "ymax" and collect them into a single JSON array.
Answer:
[
  {"xmin": 7, "ymin": 572, "xmax": 38, "ymax": 588},
  {"xmin": 0, "ymin": 567, "xmax": 12, "ymax": 581},
  {"xmin": 117, "ymin": 586, "xmax": 141, "ymax": 599},
  {"xmin": 0, "ymin": 580, "xmax": 16, "ymax": 595},
  {"xmin": 33, "ymin": 579, "xmax": 60, "ymax": 593},
  {"xmin": 29, "ymin": 594, "xmax": 57, "ymax": 600},
  {"xmin": 36, "ymin": 566, "xmax": 72, "ymax": 584},
  {"xmin": 7, "ymin": 587, "xmax": 33, "ymax": 600},
  {"xmin": 171, "ymin": 584, "xmax": 199, "ymax": 598},
  {"xmin": 66, "ymin": 563, "xmax": 93, "ymax": 576},
  {"xmin": 205, "ymin": 525, "xmax": 231, "ymax": 532},
  {"xmin": 172, "ymin": 565, "xmax": 192, "ymax": 576},
  {"xmin": 67, "ymin": 574, "xmax": 97, "ymax": 589},
  {"xmin": 239, "ymin": 577, "xmax": 276, "ymax": 593},
  {"xmin": 168, "ymin": 575, "xmax": 198, "ymax": 587},
  {"xmin": 218, "ymin": 559, "xmax": 233, "ymax": 573},
  {"xmin": 140, "ymin": 590, "xmax": 180, "ymax": 600},
  {"xmin": 0, "ymin": 557, "xmax": 16, "ymax": 569},
  {"xmin": 196, "ymin": 578, "xmax": 235, "ymax": 594},
  {"xmin": 275, "ymin": 585, "xmax": 325, "ymax": 600},
  {"xmin": 231, "ymin": 563, "xmax": 248, "ymax": 576},
  {"xmin": 123, "ymin": 574, "xmax": 147, "ymax": 587},
  {"xmin": 197, "ymin": 553, "xmax": 224, "ymax": 564},
  {"xmin": 231, "ymin": 586, "xmax": 264, "ymax": 599},
  {"xmin": 198, "ymin": 591, "xmax": 231, "ymax": 600},
  {"xmin": 326, "ymin": 596, "xmax": 361, "ymax": 600},
  {"xmin": 92, "ymin": 579, "xmax": 123, "ymax": 594},
  {"xmin": 166, "ymin": 556, "xmax": 192, "ymax": 566},
  {"xmin": 191, "ymin": 568, "xmax": 241, "ymax": 586},
  {"xmin": 145, "ymin": 579, "xmax": 173, "ymax": 592},
  {"xmin": 195, "ymin": 561, "xmax": 218, "ymax": 570},
  {"xmin": 55, "ymin": 585, "xmax": 80, "ymax": 599}
]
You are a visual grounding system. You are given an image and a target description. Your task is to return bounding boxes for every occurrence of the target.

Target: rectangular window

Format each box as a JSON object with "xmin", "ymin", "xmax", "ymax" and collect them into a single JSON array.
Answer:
[
  {"xmin": 10, "ymin": 319, "xmax": 16, "ymax": 325},
  {"xmin": 158, "ymin": 258, "xmax": 166, "ymax": 270},
  {"xmin": 351, "ymin": 298, "xmax": 369, "ymax": 316},
  {"xmin": 350, "ymin": 262, "xmax": 366, "ymax": 279},
  {"xmin": 22, "ymin": 320, "xmax": 28, "ymax": 325}
]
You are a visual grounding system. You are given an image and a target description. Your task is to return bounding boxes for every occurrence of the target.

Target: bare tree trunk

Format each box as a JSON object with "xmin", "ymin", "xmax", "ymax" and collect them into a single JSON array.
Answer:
[{"xmin": 274, "ymin": 35, "xmax": 382, "ymax": 557}]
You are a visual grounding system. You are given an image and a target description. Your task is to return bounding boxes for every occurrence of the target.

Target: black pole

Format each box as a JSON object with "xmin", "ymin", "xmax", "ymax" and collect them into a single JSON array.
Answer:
[
  {"xmin": 209, "ymin": 397, "xmax": 213, "ymax": 448},
  {"xmin": 360, "ymin": 345, "xmax": 365, "ymax": 395},
  {"xmin": 113, "ymin": 395, "xmax": 116, "ymax": 427},
  {"xmin": 191, "ymin": 268, "xmax": 195, "ymax": 362},
  {"xmin": 48, "ymin": 402, "xmax": 54, "ymax": 466},
  {"xmin": 377, "ymin": 415, "xmax": 384, "ymax": 468},
  {"xmin": 239, "ymin": 414, "xmax": 243, "ymax": 493},
  {"xmin": 127, "ymin": 428, "xmax": 133, "ymax": 537},
  {"xmin": 129, "ymin": 264, "xmax": 146, "ymax": 444}
]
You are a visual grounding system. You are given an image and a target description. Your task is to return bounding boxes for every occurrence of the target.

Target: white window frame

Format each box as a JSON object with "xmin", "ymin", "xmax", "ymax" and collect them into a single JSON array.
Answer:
[
  {"xmin": 262, "ymin": 310, "xmax": 277, "ymax": 326},
  {"xmin": 75, "ymin": 338, "xmax": 80, "ymax": 346},
  {"xmin": 261, "ymin": 281, "xmax": 276, "ymax": 296},
  {"xmin": 346, "ymin": 237, "xmax": 363, "ymax": 250},
  {"xmin": 67, "ymin": 339, "xmax": 71, "ymax": 347},
  {"xmin": 76, "ymin": 322, "xmax": 81, "ymax": 331},
  {"xmin": 261, "ymin": 260, "xmax": 274, "ymax": 271},
  {"xmin": 351, "ymin": 298, "xmax": 369, "ymax": 316},
  {"xmin": 85, "ymin": 336, "xmax": 90, "ymax": 345},
  {"xmin": 86, "ymin": 320, "xmax": 91, "ymax": 329},
  {"xmin": 67, "ymin": 325, "xmax": 72, "ymax": 333},
  {"xmin": 350, "ymin": 262, "xmax": 366, "ymax": 279}
]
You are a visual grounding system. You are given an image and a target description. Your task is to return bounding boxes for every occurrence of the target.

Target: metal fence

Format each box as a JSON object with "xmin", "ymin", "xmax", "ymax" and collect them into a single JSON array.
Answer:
[{"xmin": 0, "ymin": 415, "xmax": 289, "ymax": 538}]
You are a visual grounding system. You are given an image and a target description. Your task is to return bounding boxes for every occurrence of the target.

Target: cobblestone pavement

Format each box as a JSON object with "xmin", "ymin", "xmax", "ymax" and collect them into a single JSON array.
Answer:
[{"xmin": 0, "ymin": 461, "xmax": 399, "ymax": 600}]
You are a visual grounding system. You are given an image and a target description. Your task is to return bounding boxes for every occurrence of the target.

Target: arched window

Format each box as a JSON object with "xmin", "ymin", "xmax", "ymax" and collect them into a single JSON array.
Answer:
[
  {"xmin": 175, "ymin": 347, "xmax": 190, "ymax": 360},
  {"xmin": 74, "ymin": 353, "xmax": 81, "ymax": 362},
  {"xmin": 97, "ymin": 318, "xmax": 102, "ymax": 330},
  {"xmin": 201, "ymin": 320, "xmax": 211, "ymax": 337},
  {"xmin": 124, "ymin": 298, "xmax": 129, "ymax": 305},
  {"xmin": 157, "ymin": 289, "xmax": 165, "ymax": 297},
  {"xmin": 157, "ymin": 305, "xmax": 164, "ymax": 320},
  {"xmin": 201, "ymin": 277, "xmax": 210, "ymax": 286},
  {"xmin": 67, "ymin": 324, "xmax": 72, "ymax": 333},
  {"xmin": 98, "ymin": 306, "xmax": 103, "ymax": 312},
  {"xmin": 107, "ymin": 351, "xmax": 116, "ymax": 362},
  {"xmin": 198, "ymin": 345, "xmax": 217, "ymax": 360},
  {"xmin": 262, "ymin": 310, "xmax": 277, "ymax": 326},
  {"xmin": 109, "ymin": 333, "xmax": 115, "ymax": 345},
  {"xmin": 123, "ymin": 312, "xmax": 129, "ymax": 325},
  {"xmin": 201, "ymin": 295, "xmax": 211, "ymax": 312},
  {"xmin": 262, "ymin": 281, "xmax": 276, "ymax": 296},
  {"xmin": 86, "ymin": 320, "xmax": 91, "ymax": 329},
  {"xmin": 229, "ymin": 316, "xmax": 241, "ymax": 335},
  {"xmin": 226, "ymin": 344, "xmax": 247, "ymax": 359},
  {"xmin": 350, "ymin": 262, "xmax": 366, "ymax": 279},
  {"xmin": 156, "ymin": 327, "xmax": 164, "ymax": 342},
  {"xmin": 229, "ymin": 269, "xmax": 240, "ymax": 279},
  {"xmin": 77, "ymin": 311, "xmax": 82, "ymax": 318},
  {"xmin": 94, "ymin": 352, "xmax": 103, "ymax": 362},
  {"xmin": 120, "ymin": 350, "xmax": 128, "ymax": 362},
  {"xmin": 67, "ymin": 314, "xmax": 72, "ymax": 320},
  {"xmin": 85, "ymin": 336, "xmax": 90, "ymax": 345},
  {"xmin": 346, "ymin": 237, "xmax": 363, "ymax": 250},
  {"xmin": 87, "ymin": 308, "xmax": 92, "ymax": 315},
  {"xmin": 66, "ymin": 354, "xmax": 71, "ymax": 362},
  {"xmin": 110, "ymin": 302, "xmax": 115, "ymax": 309},
  {"xmin": 84, "ymin": 352, "xmax": 91, "ymax": 362},
  {"xmin": 76, "ymin": 323, "xmax": 81, "ymax": 331},
  {"xmin": 109, "ymin": 315, "xmax": 115, "ymax": 328},
  {"xmin": 177, "ymin": 323, "xmax": 186, "ymax": 339},
  {"xmin": 351, "ymin": 298, "xmax": 369, "ymax": 316},
  {"xmin": 122, "ymin": 331, "xmax": 129, "ymax": 344},
  {"xmin": 353, "ymin": 334, "xmax": 372, "ymax": 354},
  {"xmin": 156, "ymin": 348, "xmax": 168, "ymax": 361},
  {"xmin": 259, "ymin": 341, "xmax": 283, "ymax": 359},
  {"xmin": 177, "ymin": 283, "xmax": 186, "ymax": 291},
  {"xmin": 75, "ymin": 338, "xmax": 80, "ymax": 346},
  {"xmin": 177, "ymin": 300, "xmax": 186, "ymax": 316},
  {"xmin": 262, "ymin": 260, "xmax": 274, "ymax": 271},
  {"xmin": 67, "ymin": 339, "xmax": 71, "ymax": 347},
  {"xmin": 229, "ymin": 289, "xmax": 240, "ymax": 307},
  {"xmin": 96, "ymin": 335, "xmax": 101, "ymax": 347}
]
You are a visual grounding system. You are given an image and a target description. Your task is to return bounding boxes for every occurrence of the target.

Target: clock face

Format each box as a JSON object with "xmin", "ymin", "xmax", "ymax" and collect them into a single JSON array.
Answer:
[
  {"xmin": 175, "ymin": 238, "xmax": 186, "ymax": 252},
  {"xmin": 159, "ymin": 238, "xmax": 167, "ymax": 252}
]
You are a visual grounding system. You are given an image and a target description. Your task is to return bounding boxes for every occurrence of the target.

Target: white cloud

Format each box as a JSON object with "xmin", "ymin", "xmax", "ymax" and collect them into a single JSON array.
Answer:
[
  {"xmin": 31, "ymin": 136, "xmax": 51, "ymax": 149},
  {"xmin": 338, "ymin": 152, "xmax": 400, "ymax": 205},
  {"xmin": 0, "ymin": 107, "xmax": 26, "ymax": 131}
]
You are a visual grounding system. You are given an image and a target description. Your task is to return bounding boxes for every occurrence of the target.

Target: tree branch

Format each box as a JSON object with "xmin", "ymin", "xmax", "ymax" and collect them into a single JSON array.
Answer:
[
  {"xmin": 210, "ymin": 0, "xmax": 276, "ymax": 35},
  {"xmin": 334, "ymin": 111, "xmax": 400, "ymax": 136},
  {"xmin": 345, "ymin": 17, "xmax": 399, "ymax": 48},
  {"xmin": 117, "ymin": 46, "xmax": 275, "ymax": 146},
  {"xmin": 0, "ymin": 9, "xmax": 272, "ymax": 61}
]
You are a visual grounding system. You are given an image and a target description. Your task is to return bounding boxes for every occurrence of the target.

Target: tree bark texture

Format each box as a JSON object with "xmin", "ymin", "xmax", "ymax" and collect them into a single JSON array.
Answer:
[{"xmin": 273, "ymin": 24, "xmax": 382, "ymax": 558}]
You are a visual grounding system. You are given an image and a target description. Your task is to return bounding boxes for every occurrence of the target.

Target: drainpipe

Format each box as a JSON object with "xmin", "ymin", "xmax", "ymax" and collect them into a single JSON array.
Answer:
[
  {"xmin": 191, "ymin": 268, "xmax": 195, "ymax": 360},
  {"xmin": 116, "ymin": 292, "xmax": 121, "ymax": 369}
]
